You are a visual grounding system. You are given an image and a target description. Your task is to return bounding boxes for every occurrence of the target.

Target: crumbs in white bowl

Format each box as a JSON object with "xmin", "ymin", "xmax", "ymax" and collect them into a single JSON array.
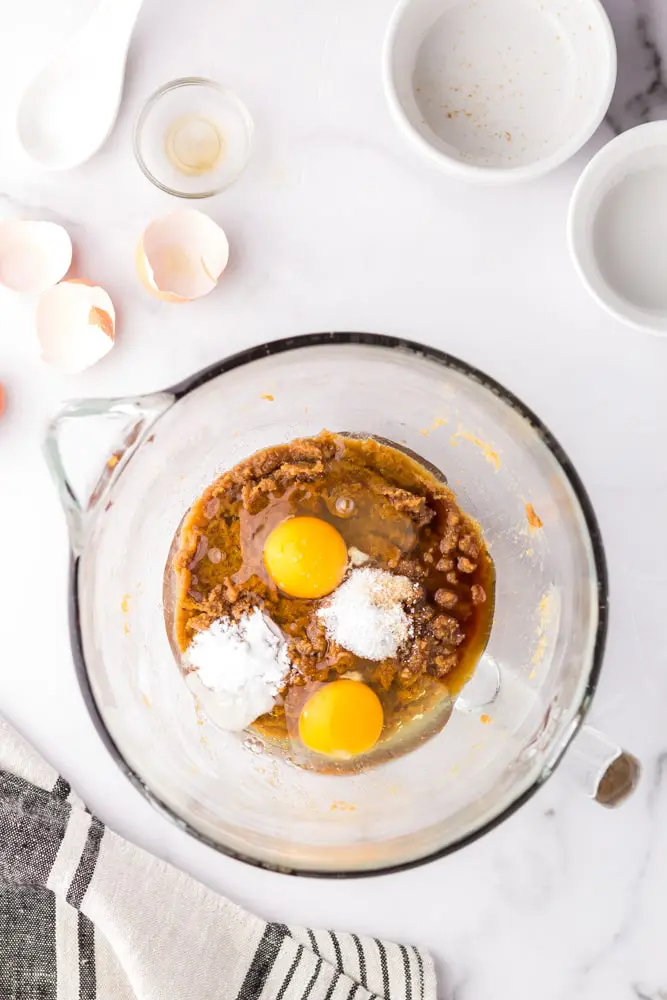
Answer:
[{"xmin": 384, "ymin": 0, "xmax": 616, "ymax": 181}]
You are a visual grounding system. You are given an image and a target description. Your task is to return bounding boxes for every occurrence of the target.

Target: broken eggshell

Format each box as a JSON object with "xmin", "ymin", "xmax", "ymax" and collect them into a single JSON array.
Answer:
[
  {"xmin": 0, "ymin": 220, "xmax": 72, "ymax": 294},
  {"xmin": 136, "ymin": 209, "xmax": 229, "ymax": 302},
  {"xmin": 36, "ymin": 279, "xmax": 115, "ymax": 374}
]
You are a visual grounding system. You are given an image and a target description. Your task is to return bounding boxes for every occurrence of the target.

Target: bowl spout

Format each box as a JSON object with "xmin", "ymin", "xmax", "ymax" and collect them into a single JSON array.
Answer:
[{"xmin": 44, "ymin": 393, "xmax": 174, "ymax": 556}]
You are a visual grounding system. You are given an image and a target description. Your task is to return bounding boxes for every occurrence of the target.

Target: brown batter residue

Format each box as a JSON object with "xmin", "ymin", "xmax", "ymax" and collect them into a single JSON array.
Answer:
[
  {"xmin": 173, "ymin": 432, "xmax": 495, "ymax": 745},
  {"xmin": 525, "ymin": 503, "xmax": 543, "ymax": 531},
  {"xmin": 451, "ymin": 429, "xmax": 501, "ymax": 471}
]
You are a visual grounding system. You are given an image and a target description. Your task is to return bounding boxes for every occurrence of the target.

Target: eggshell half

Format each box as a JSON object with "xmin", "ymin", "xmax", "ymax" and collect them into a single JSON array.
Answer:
[
  {"xmin": 137, "ymin": 209, "xmax": 229, "ymax": 301},
  {"xmin": 36, "ymin": 280, "xmax": 115, "ymax": 374},
  {"xmin": 0, "ymin": 220, "xmax": 72, "ymax": 294},
  {"xmin": 136, "ymin": 242, "xmax": 184, "ymax": 304}
]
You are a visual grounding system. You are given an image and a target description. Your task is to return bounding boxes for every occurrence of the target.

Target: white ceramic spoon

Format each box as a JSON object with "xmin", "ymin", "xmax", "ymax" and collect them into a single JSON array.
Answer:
[{"xmin": 16, "ymin": 0, "xmax": 144, "ymax": 170}]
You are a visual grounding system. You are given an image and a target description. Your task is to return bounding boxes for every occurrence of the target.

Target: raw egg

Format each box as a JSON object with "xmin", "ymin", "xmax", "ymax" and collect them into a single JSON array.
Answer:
[
  {"xmin": 136, "ymin": 209, "xmax": 229, "ymax": 302},
  {"xmin": 263, "ymin": 516, "xmax": 347, "ymax": 599},
  {"xmin": 298, "ymin": 680, "xmax": 384, "ymax": 758}
]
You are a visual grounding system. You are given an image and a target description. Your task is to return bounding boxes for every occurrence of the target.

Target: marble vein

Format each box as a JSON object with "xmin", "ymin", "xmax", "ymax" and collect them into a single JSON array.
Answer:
[{"xmin": 605, "ymin": 0, "xmax": 667, "ymax": 132}]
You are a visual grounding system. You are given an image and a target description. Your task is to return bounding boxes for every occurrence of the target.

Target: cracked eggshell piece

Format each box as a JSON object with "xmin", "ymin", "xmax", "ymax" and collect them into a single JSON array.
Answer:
[
  {"xmin": 136, "ymin": 209, "xmax": 229, "ymax": 302},
  {"xmin": 0, "ymin": 220, "xmax": 72, "ymax": 294},
  {"xmin": 36, "ymin": 279, "xmax": 115, "ymax": 374}
]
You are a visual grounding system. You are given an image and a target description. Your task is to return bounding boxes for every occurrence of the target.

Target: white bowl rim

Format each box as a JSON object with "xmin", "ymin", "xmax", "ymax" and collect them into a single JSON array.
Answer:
[
  {"xmin": 567, "ymin": 119, "xmax": 667, "ymax": 336},
  {"xmin": 382, "ymin": 0, "xmax": 618, "ymax": 185}
]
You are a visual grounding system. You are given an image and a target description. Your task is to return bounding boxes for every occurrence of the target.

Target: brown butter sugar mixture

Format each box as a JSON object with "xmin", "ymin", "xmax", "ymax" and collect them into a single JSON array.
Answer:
[{"xmin": 174, "ymin": 431, "xmax": 495, "ymax": 742}]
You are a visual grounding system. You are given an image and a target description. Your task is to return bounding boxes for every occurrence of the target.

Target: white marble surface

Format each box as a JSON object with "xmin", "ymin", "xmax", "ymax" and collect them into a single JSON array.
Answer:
[{"xmin": 1, "ymin": 1, "xmax": 667, "ymax": 997}]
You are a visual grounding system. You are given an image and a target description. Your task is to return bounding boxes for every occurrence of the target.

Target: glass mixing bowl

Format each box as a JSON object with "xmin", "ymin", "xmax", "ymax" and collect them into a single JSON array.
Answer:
[{"xmin": 45, "ymin": 334, "xmax": 638, "ymax": 875}]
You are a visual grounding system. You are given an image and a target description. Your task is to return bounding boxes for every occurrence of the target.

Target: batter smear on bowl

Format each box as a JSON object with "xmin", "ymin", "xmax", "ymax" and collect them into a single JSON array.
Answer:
[{"xmin": 172, "ymin": 431, "xmax": 494, "ymax": 768}]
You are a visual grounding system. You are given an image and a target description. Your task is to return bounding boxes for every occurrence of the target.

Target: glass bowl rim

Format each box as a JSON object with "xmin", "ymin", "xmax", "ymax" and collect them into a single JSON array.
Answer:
[
  {"xmin": 67, "ymin": 332, "xmax": 609, "ymax": 877},
  {"xmin": 133, "ymin": 76, "xmax": 254, "ymax": 199}
]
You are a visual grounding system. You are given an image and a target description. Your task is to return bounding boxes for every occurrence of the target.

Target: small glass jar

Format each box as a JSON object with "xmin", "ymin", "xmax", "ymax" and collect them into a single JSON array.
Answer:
[{"xmin": 134, "ymin": 77, "xmax": 253, "ymax": 198}]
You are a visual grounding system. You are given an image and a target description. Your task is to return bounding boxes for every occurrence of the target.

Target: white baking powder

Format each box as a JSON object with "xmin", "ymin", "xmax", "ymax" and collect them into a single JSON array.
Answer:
[
  {"xmin": 186, "ymin": 609, "xmax": 291, "ymax": 731},
  {"xmin": 318, "ymin": 567, "xmax": 419, "ymax": 661}
]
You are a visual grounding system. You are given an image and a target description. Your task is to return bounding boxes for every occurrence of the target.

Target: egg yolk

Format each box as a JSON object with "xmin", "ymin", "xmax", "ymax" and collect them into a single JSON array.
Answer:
[
  {"xmin": 263, "ymin": 516, "xmax": 348, "ymax": 599},
  {"xmin": 298, "ymin": 680, "xmax": 384, "ymax": 758}
]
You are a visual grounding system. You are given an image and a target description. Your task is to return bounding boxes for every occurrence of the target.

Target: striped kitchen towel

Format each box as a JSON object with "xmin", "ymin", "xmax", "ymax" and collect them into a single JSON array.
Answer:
[{"xmin": 0, "ymin": 717, "xmax": 436, "ymax": 1000}]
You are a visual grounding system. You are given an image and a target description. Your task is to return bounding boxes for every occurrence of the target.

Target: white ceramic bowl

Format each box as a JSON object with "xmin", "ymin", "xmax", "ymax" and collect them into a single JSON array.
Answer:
[
  {"xmin": 568, "ymin": 121, "xmax": 667, "ymax": 335},
  {"xmin": 383, "ymin": 0, "xmax": 617, "ymax": 184}
]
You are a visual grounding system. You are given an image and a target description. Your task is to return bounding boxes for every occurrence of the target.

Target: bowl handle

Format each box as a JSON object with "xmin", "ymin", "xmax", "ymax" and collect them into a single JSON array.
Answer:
[
  {"xmin": 44, "ymin": 393, "xmax": 174, "ymax": 556},
  {"xmin": 564, "ymin": 724, "xmax": 640, "ymax": 807}
]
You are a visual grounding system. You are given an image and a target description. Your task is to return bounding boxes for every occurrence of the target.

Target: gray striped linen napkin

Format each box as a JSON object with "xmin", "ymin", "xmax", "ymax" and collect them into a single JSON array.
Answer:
[{"xmin": 0, "ymin": 717, "xmax": 436, "ymax": 1000}]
